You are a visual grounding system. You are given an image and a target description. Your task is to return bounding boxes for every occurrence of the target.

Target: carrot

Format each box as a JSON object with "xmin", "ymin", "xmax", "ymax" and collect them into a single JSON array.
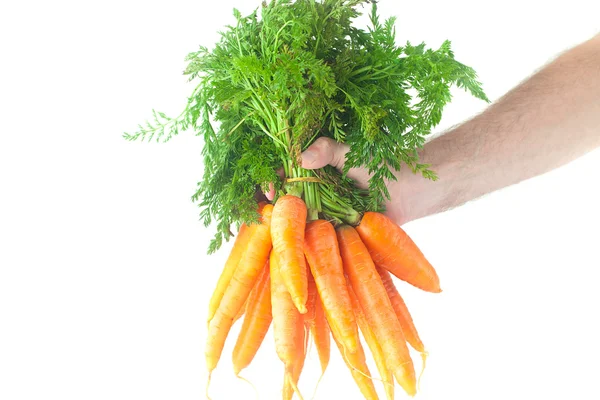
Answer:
[
  {"xmin": 304, "ymin": 220, "xmax": 359, "ymax": 354},
  {"xmin": 356, "ymin": 212, "xmax": 441, "ymax": 293},
  {"xmin": 270, "ymin": 250, "xmax": 305, "ymax": 399},
  {"xmin": 233, "ymin": 297, "xmax": 248, "ymax": 325},
  {"xmin": 304, "ymin": 269, "xmax": 317, "ymax": 327},
  {"xmin": 303, "ymin": 269, "xmax": 316, "ymax": 359},
  {"xmin": 271, "ymin": 195, "xmax": 308, "ymax": 314},
  {"xmin": 311, "ymin": 294, "xmax": 330, "ymax": 374},
  {"xmin": 332, "ymin": 329, "xmax": 379, "ymax": 400},
  {"xmin": 205, "ymin": 204, "xmax": 273, "ymax": 373},
  {"xmin": 302, "ymin": 272, "xmax": 329, "ymax": 399},
  {"xmin": 304, "ymin": 268, "xmax": 329, "ymax": 392},
  {"xmin": 377, "ymin": 267, "xmax": 426, "ymax": 354},
  {"xmin": 232, "ymin": 261, "xmax": 272, "ymax": 375},
  {"xmin": 347, "ymin": 279, "xmax": 394, "ymax": 400},
  {"xmin": 282, "ymin": 328, "xmax": 308, "ymax": 400},
  {"xmin": 207, "ymin": 223, "xmax": 252, "ymax": 325},
  {"xmin": 337, "ymin": 225, "xmax": 416, "ymax": 397}
]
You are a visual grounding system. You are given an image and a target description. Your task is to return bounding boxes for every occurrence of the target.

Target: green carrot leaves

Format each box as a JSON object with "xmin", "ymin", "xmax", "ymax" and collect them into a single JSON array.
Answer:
[{"xmin": 125, "ymin": 0, "xmax": 488, "ymax": 252}]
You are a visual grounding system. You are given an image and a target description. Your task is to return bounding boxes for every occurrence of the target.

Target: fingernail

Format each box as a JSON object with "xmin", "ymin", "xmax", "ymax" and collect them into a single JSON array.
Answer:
[{"xmin": 302, "ymin": 150, "xmax": 317, "ymax": 166}]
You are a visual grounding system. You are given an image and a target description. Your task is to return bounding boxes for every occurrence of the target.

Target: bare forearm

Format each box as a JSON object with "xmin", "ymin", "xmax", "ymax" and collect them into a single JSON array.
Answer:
[{"xmin": 403, "ymin": 34, "xmax": 600, "ymax": 222}]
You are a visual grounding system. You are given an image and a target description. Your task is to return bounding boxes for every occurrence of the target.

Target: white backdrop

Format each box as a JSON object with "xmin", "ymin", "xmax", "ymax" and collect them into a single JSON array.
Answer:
[{"xmin": 1, "ymin": 1, "xmax": 599, "ymax": 399}]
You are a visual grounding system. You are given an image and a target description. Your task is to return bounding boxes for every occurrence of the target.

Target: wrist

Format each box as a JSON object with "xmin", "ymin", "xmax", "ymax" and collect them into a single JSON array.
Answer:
[
  {"xmin": 394, "ymin": 167, "xmax": 432, "ymax": 225},
  {"xmin": 395, "ymin": 144, "xmax": 461, "ymax": 225}
]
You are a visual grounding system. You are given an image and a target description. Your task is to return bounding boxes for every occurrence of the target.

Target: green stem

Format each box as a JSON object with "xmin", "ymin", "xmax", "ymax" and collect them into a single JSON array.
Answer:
[
  {"xmin": 320, "ymin": 187, "xmax": 361, "ymax": 225},
  {"xmin": 307, "ymin": 208, "xmax": 319, "ymax": 221},
  {"xmin": 305, "ymin": 169, "xmax": 321, "ymax": 221},
  {"xmin": 273, "ymin": 116, "xmax": 358, "ymax": 224}
]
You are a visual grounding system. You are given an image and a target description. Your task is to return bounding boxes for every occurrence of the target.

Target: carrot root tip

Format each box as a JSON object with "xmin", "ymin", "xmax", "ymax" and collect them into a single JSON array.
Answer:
[
  {"xmin": 235, "ymin": 373, "xmax": 259, "ymax": 400},
  {"xmin": 205, "ymin": 372, "xmax": 213, "ymax": 400},
  {"xmin": 296, "ymin": 302, "xmax": 308, "ymax": 314},
  {"xmin": 341, "ymin": 344, "xmax": 379, "ymax": 383},
  {"xmin": 309, "ymin": 370, "xmax": 325, "ymax": 400},
  {"xmin": 417, "ymin": 350, "xmax": 429, "ymax": 392},
  {"xmin": 286, "ymin": 370, "xmax": 305, "ymax": 400}
]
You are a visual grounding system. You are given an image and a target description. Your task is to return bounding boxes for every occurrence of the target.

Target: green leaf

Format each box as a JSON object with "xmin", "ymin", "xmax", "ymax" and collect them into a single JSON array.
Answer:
[{"xmin": 125, "ymin": 0, "xmax": 489, "ymax": 251}]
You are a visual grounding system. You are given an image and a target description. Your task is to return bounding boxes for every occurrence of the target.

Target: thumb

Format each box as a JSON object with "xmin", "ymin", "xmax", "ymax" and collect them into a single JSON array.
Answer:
[{"xmin": 301, "ymin": 137, "xmax": 349, "ymax": 171}]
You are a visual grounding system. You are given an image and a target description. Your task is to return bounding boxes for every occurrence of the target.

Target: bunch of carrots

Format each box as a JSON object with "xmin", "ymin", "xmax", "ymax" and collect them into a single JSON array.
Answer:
[
  {"xmin": 123, "ymin": 1, "xmax": 487, "ymax": 398},
  {"xmin": 206, "ymin": 196, "xmax": 441, "ymax": 399}
]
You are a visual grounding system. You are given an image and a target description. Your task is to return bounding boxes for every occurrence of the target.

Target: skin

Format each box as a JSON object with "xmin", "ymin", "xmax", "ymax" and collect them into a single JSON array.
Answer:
[{"xmin": 267, "ymin": 34, "xmax": 600, "ymax": 225}]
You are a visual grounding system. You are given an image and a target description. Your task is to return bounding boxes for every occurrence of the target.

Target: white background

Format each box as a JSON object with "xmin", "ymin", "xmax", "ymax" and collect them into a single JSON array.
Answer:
[{"xmin": 1, "ymin": 1, "xmax": 599, "ymax": 399}]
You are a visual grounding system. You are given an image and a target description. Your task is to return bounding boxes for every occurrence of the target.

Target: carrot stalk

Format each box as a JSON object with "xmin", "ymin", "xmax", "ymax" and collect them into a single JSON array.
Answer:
[
  {"xmin": 271, "ymin": 195, "xmax": 308, "ymax": 314},
  {"xmin": 271, "ymin": 250, "xmax": 305, "ymax": 400},
  {"xmin": 347, "ymin": 279, "xmax": 394, "ymax": 400},
  {"xmin": 205, "ymin": 204, "xmax": 273, "ymax": 373},
  {"xmin": 337, "ymin": 225, "xmax": 417, "ymax": 397},
  {"xmin": 356, "ymin": 212, "xmax": 441, "ymax": 293},
  {"xmin": 232, "ymin": 261, "xmax": 272, "ymax": 375},
  {"xmin": 304, "ymin": 220, "xmax": 360, "ymax": 354}
]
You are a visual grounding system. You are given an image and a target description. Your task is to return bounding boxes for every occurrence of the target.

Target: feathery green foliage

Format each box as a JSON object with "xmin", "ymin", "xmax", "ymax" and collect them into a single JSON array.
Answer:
[{"xmin": 124, "ymin": 0, "xmax": 488, "ymax": 252}]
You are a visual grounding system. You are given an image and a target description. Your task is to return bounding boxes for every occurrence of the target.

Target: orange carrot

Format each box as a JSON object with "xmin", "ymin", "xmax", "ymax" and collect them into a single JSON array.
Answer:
[
  {"xmin": 233, "ymin": 297, "xmax": 247, "ymax": 325},
  {"xmin": 304, "ymin": 270, "xmax": 329, "ymax": 375},
  {"xmin": 304, "ymin": 220, "xmax": 359, "ymax": 354},
  {"xmin": 271, "ymin": 195, "xmax": 308, "ymax": 314},
  {"xmin": 311, "ymin": 295, "xmax": 330, "ymax": 374},
  {"xmin": 207, "ymin": 223, "xmax": 252, "ymax": 325},
  {"xmin": 232, "ymin": 261, "xmax": 272, "ymax": 375},
  {"xmin": 356, "ymin": 212, "xmax": 441, "ymax": 293},
  {"xmin": 332, "ymin": 329, "xmax": 379, "ymax": 400},
  {"xmin": 205, "ymin": 204, "xmax": 273, "ymax": 374},
  {"xmin": 270, "ymin": 250, "xmax": 305, "ymax": 399},
  {"xmin": 337, "ymin": 225, "xmax": 416, "ymax": 397},
  {"xmin": 304, "ymin": 269, "xmax": 316, "ymax": 358},
  {"xmin": 282, "ymin": 328, "xmax": 308, "ymax": 400},
  {"xmin": 304, "ymin": 269, "xmax": 317, "ymax": 327},
  {"xmin": 378, "ymin": 267, "xmax": 426, "ymax": 354},
  {"xmin": 347, "ymin": 279, "xmax": 394, "ymax": 400}
]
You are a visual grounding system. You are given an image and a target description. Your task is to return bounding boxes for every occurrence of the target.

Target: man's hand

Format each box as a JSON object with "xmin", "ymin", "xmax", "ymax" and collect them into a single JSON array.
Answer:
[
  {"xmin": 265, "ymin": 137, "xmax": 415, "ymax": 226},
  {"xmin": 267, "ymin": 33, "xmax": 600, "ymax": 227}
]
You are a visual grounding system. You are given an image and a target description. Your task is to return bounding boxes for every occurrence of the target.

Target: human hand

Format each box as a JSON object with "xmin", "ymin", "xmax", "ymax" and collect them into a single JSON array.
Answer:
[{"xmin": 265, "ymin": 137, "xmax": 416, "ymax": 226}]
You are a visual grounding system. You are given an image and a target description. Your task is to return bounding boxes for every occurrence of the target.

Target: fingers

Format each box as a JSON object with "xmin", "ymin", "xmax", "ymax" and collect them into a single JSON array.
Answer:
[
  {"xmin": 265, "ymin": 168, "xmax": 285, "ymax": 201},
  {"xmin": 301, "ymin": 137, "xmax": 370, "ymax": 188},
  {"xmin": 301, "ymin": 137, "xmax": 349, "ymax": 171},
  {"xmin": 265, "ymin": 137, "xmax": 347, "ymax": 201},
  {"xmin": 265, "ymin": 136, "xmax": 370, "ymax": 202},
  {"xmin": 265, "ymin": 182, "xmax": 275, "ymax": 201}
]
